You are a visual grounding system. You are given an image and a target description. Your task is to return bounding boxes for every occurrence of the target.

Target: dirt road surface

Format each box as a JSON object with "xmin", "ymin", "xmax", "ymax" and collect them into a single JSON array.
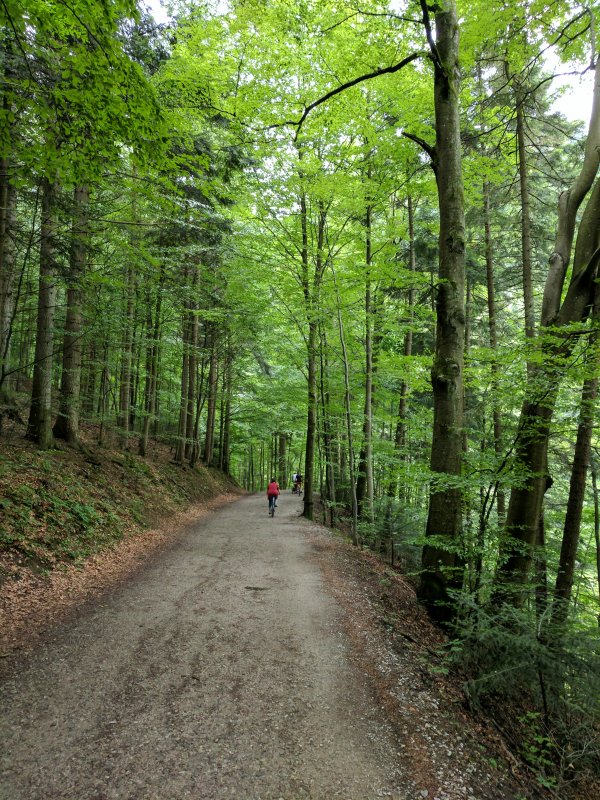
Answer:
[{"xmin": 1, "ymin": 492, "xmax": 411, "ymax": 800}]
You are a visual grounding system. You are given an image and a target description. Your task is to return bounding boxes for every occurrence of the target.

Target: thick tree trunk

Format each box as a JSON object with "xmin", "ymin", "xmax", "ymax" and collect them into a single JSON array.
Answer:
[
  {"xmin": 498, "ymin": 63, "xmax": 600, "ymax": 600},
  {"xmin": 26, "ymin": 179, "xmax": 58, "ymax": 448},
  {"xmin": 53, "ymin": 186, "xmax": 89, "ymax": 444},
  {"xmin": 417, "ymin": 3, "xmax": 466, "ymax": 621}
]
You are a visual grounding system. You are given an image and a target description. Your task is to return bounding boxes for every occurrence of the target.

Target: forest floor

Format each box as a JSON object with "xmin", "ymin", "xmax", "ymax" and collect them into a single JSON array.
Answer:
[
  {"xmin": 0, "ymin": 429, "xmax": 594, "ymax": 799},
  {"xmin": 1, "ymin": 458, "xmax": 559, "ymax": 800}
]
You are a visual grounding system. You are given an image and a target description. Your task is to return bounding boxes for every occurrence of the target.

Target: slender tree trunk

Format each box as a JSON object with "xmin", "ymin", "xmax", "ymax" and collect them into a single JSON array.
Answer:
[
  {"xmin": 26, "ymin": 179, "xmax": 59, "ymax": 448},
  {"xmin": 278, "ymin": 431, "xmax": 287, "ymax": 486},
  {"xmin": 483, "ymin": 181, "xmax": 506, "ymax": 522},
  {"xmin": 0, "ymin": 157, "xmax": 16, "ymax": 396},
  {"xmin": 417, "ymin": 3, "xmax": 466, "ymax": 622},
  {"xmin": 298, "ymin": 170, "xmax": 327, "ymax": 520},
  {"xmin": 53, "ymin": 186, "xmax": 89, "ymax": 443},
  {"xmin": 590, "ymin": 461, "xmax": 600, "ymax": 626},
  {"xmin": 117, "ymin": 260, "xmax": 135, "ymax": 449},
  {"xmin": 551, "ymin": 366, "xmax": 598, "ymax": 627},
  {"xmin": 331, "ymin": 262, "xmax": 358, "ymax": 544},
  {"xmin": 319, "ymin": 326, "xmax": 337, "ymax": 527},
  {"xmin": 390, "ymin": 196, "xmax": 416, "ymax": 499},
  {"xmin": 203, "ymin": 326, "xmax": 218, "ymax": 466},
  {"xmin": 185, "ymin": 272, "xmax": 199, "ymax": 462},
  {"xmin": 139, "ymin": 267, "xmax": 164, "ymax": 457},
  {"xmin": 221, "ymin": 348, "xmax": 232, "ymax": 474},
  {"xmin": 175, "ymin": 297, "xmax": 190, "ymax": 465},
  {"xmin": 513, "ymin": 72, "xmax": 536, "ymax": 350},
  {"xmin": 356, "ymin": 198, "xmax": 375, "ymax": 523}
]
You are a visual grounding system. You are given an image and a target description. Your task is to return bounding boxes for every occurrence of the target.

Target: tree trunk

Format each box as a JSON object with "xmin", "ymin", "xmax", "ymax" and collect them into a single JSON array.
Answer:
[
  {"xmin": 513, "ymin": 70, "xmax": 536, "ymax": 349},
  {"xmin": 0, "ymin": 156, "xmax": 16, "ymax": 395},
  {"xmin": 390, "ymin": 195, "xmax": 416, "ymax": 498},
  {"xmin": 319, "ymin": 326, "xmax": 337, "ymax": 527},
  {"xmin": 498, "ymin": 62, "xmax": 600, "ymax": 600},
  {"xmin": 117, "ymin": 260, "xmax": 135, "ymax": 450},
  {"xmin": 185, "ymin": 274, "xmax": 199, "ymax": 462},
  {"xmin": 332, "ymin": 262, "xmax": 359, "ymax": 545},
  {"xmin": 53, "ymin": 186, "xmax": 89, "ymax": 444},
  {"xmin": 590, "ymin": 460, "xmax": 600, "ymax": 626},
  {"xmin": 26, "ymin": 179, "xmax": 58, "ymax": 448},
  {"xmin": 483, "ymin": 181, "xmax": 506, "ymax": 522},
  {"xmin": 139, "ymin": 267, "xmax": 164, "ymax": 457},
  {"xmin": 417, "ymin": 3, "xmax": 466, "ymax": 622},
  {"xmin": 220, "ymin": 347, "xmax": 232, "ymax": 474},
  {"xmin": 551, "ymin": 367, "xmax": 598, "ymax": 627},
  {"xmin": 203, "ymin": 326, "xmax": 218, "ymax": 466},
  {"xmin": 175, "ymin": 297, "xmax": 190, "ymax": 465},
  {"xmin": 356, "ymin": 198, "xmax": 375, "ymax": 524}
]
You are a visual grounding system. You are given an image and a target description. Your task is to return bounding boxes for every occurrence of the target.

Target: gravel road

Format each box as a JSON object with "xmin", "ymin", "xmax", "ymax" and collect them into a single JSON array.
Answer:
[{"xmin": 0, "ymin": 492, "xmax": 408, "ymax": 800}]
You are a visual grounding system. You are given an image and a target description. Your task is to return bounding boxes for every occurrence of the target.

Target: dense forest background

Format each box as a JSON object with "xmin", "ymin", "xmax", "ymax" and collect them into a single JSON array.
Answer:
[{"xmin": 2, "ymin": 0, "xmax": 600, "ymax": 793}]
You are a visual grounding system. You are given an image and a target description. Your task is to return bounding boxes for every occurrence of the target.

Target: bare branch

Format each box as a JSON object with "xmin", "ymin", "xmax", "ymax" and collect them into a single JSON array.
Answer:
[
  {"xmin": 402, "ymin": 131, "xmax": 437, "ymax": 174},
  {"xmin": 267, "ymin": 51, "xmax": 425, "ymax": 136},
  {"xmin": 419, "ymin": 0, "xmax": 442, "ymax": 70}
]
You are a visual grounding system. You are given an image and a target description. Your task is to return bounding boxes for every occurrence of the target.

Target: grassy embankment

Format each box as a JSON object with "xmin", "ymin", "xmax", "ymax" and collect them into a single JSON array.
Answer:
[{"xmin": 0, "ymin": 427, "xmax": 240, "ymax": 583}]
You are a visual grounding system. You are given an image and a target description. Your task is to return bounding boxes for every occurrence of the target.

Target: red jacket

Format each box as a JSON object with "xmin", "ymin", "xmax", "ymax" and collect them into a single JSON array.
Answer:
[{"xmin": 267, "ymin": 481, "xmax": 280, "ymax": 497}]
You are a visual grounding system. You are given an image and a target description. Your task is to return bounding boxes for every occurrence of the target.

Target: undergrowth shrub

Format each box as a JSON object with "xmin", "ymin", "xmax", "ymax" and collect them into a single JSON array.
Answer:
[{"xmin": 448, "ymin": 598, "xmax": 600, "ymax": 790}]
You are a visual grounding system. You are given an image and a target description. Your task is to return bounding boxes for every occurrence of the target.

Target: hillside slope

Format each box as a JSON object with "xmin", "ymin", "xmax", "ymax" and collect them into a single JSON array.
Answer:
[{"xmin": 0, "ymin": 428, "xmax": 242, "ymax": 653}]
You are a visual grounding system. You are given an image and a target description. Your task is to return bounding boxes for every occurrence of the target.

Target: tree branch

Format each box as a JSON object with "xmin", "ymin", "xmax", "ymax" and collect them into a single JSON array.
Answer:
[
  {"xmin": 419, "ymin": 0, "xmax": 442, "ymax": 71},
  {"xmin": 267, "ymin": 51, "xmax": 425, "ymax": 136},
  {"xmin": 402, "ymin": 131, "xmax": 437, "ymax": 174}
]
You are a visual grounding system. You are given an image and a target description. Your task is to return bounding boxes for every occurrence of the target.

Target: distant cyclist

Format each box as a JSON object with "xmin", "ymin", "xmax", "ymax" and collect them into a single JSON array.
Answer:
[
  {"xmin": 295, "ymin": 473, "xmax": 303, "ymax": 494},
  {"xmin": 267, "ymin": 477, "xmax": 280, "ymax": 516}
]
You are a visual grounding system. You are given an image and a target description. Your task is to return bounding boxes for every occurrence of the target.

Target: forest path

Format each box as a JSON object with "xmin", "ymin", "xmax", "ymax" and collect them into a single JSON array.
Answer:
[{"xmin": 0, "ymin": 491, "xmax": 411, "ymax": 800}]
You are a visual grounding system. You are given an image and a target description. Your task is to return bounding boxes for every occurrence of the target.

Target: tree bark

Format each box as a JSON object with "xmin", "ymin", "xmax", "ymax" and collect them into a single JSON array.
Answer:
[
  {"xmin": 319, "ymin": 325, "xmax": 337, "ymax": 527},
  {"xmin": 26, "ymin": 179, "xmax": 59, "ymax": 448},
  {"xmin": 0, "ymin": 156, "xmax": 16, "ymax": 396},
  {"xmin": 175, "ymin": 289, "xmax": 190, "ymax": 465},
  {"xmin": 139, "ymin": 267, "xmax": 164, "ymax": 457},
  {"xmin": 483, "ymin": 181, "xmax": 506, "ymax": 522},
  {"xmin": 513, "ymin": 71, "xmax": 536, "ymax": 350},
  {"xmin": 203, "ymin": 325, "xmax": 218, "ymax": 466},
  {"xmin": 117, "ymin": 260, "xmax": 135, "ymax": 450},
  {"xmin": 551, "ymin": 356, "xmax": 598, "ymax": 627},
  {"xmin": 356, "ymin": 195, "xmax": 375, "ymax": 524},
  {"xmin": 332, "ymin": 263, "xmax": 359, "ymax": 545},
  {"xmin": 53, "ymin": 186, "xmax": 89, "ymax": 443},
  {"xmin": 390, "ymin": 195, "xmax": 416, "ymax": 498},
  {"xmin": 417, "ymin": 2, "xmax": 466, "ymax": 622},
  {"xmin": 498, "ymin": 62, "xmax": 600, "ymax": 600}
]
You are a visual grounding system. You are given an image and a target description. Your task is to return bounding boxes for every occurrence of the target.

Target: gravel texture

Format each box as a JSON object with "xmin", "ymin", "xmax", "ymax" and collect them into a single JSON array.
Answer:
[{"xmin": 1, "ymin": 492, "xmax": 412, "ymax": 800}]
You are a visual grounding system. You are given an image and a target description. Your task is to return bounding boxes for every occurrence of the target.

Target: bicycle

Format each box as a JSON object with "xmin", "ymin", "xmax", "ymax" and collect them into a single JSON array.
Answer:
[{"xmin": 269, "ymin": 495, "xmax": 276, "ymax": 516}]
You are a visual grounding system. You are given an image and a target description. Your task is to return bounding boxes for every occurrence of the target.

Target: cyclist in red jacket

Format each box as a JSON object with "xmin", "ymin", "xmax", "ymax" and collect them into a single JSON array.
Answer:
[{"xmin": 267, "ymin": 478, "xmax": 280, "ymax": 515}]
